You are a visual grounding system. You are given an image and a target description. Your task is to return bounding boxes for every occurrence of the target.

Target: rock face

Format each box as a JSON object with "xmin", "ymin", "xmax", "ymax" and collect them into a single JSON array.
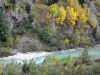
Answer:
[
  {"xmin": 0, "ymin": 0, "xmax": 34, "ymax": 30},
  {"xmin": 5, "ymin": 8, "xmax": 28, "ymax": 29},
  {"xmin": 1, "ymin": 0, "xmax": 31, "ymax": 29},
  {"xmin": 89, "ymin": 1, "xmax": 100, "ymax": 39},
  {"xmin": 0, "ymin": 0, "xmax": 4, "ymax": 7}
]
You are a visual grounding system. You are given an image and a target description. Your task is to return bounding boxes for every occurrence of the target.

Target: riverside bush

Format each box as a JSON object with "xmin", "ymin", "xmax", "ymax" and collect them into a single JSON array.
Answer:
[
  {"xmin": 4, "ymin": 63, "xmax": 22, "ymax": 75},
  {"xmin": 0, "ymin": 47, "xmax": 13, "ymax": 57},
  {"xmin": 23, "ymin": 38, "xmax": 47, "ymax": 52},
  {"xmin": 0, "ymin": 65, "xmax": 2, "ymax": 75},
  {"xmin": 81, "ymin": 48, "xmax": 90, "ymax": 64},
  {"xmin": 1, "ymin": 55, "xmax": 100, "ymax": 75}
]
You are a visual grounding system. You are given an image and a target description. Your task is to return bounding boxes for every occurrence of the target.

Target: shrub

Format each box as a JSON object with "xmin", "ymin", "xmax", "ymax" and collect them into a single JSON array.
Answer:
[
  {"xmin": 15, "ymin": 35, "xmax": 20, "ymax": 45},
  {"xmin": 96, "ymin": 32, "xmax": 100, "ymax": 41},
  {"xmin": 44, "ymin": 0, "xmax": 59, "ymax": 5},
  {"xmin": 0, "ymin": 65, "xmax": 2, "ymax": 75},
  {"xmin": 25, "ymin": 3, "xmax": 31, "ymax": 14},
  {"xmin": 87, "ymin": 17, "xmax": 98, "ymax": 28},
  {"xmin": 72, "ymin": 32, "xmax": 80, "ymax": 46},
  {"xmin": 23, "ymin": 38, "xmax": 47, "ymax": 52},
  {"xmin": 64, "ymin": 38, "xmax": 69, "ymax": 45},
  {"xmin": 35, "ymin": 22, "xmax": 56, "ymax": 45},
  {"xmin": 28, "ymin": 13, "xmax": 35, "ymax": 23},
  {"xmin": 92, "ymin": 65, "xmax": 100, "ymax": 75},
  {"xmin": 81, "ymin": 48, "xmax": 90, "ymax": 64},
  {"xmin": 4, "ymin": 63, "xmax": 22, "ymax": 75},
  {"xmin": 80, "ymin": 36, "xmax": 91, "ymax": 46},
  {"xmin": 0, "ymin": 47, "xmax": 13, "ymax": 57},
  {"xmin": 32, "ymin": 0, "xmax": 36, "ymax": 4},
  {"xmin": 38, "ymin": 28, "xmax": 52, "ymax": 44},
  {"xmin": 7, "ymin": 37, "xmax": 14, "ymax": 46},
  {"xmin": 96, "ymin": 0, "xmax": 100, "ymax": 7},
  {"xmin": 78, "ymin": 0, "xmax": 85, "ymax": 5},
  {"xmin": 29, "ymin": 63, "xmax": 41, "ymax": 75},
  {"xmin": 7, "ymin": 0, "xmax": 17, "ymax": 5}
]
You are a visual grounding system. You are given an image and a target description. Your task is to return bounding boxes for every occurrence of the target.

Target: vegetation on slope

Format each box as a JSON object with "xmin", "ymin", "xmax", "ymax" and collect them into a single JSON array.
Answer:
[{"xmin": 0, "ymin": 0, "xmax": 99, "ymax": 53}]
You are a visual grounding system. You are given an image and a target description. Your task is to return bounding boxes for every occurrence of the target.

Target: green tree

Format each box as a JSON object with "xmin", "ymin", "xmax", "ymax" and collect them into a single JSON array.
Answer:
[
  {"xmin": 81, "ymin": 48, "xmax": 90, "ymax": 64},
  {"xmin": 25, "ymin": 3, "xmax": 31, "ymax": 14},
  {"xmin": 44, "ymin": 0, "xmax": 59, "ymax": 5},
  {"xmin": 7, "ymin": 0, "xmax": 17, "ymax": 5},
  {"xmin": 0, "ymin": 8, "xmax": 11, "ymax": 42}
]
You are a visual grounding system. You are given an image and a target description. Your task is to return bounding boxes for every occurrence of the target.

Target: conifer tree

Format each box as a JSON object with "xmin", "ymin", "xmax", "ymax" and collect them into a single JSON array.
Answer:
[{"xmin": 0, "ymin": 8, "xmax": 11, "ymax": 41}]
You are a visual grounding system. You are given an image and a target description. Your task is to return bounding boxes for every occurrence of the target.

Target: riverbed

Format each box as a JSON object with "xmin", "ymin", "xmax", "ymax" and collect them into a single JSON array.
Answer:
[{"xmin": 0, "ymin": 46, "xmax": 100, "ymax": 67}]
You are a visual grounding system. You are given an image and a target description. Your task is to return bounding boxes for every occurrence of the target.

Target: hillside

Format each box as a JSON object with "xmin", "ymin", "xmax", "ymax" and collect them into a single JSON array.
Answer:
[{"xmin": 0, "ymin": 0, "xmax": 100, "ymax": 54}]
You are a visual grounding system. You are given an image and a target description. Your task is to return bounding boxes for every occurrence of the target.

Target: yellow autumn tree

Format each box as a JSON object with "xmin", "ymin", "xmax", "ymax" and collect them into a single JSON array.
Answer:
[
  {"xmin": 78, "ymin": 8, "xmax": 87, "ymax": 23},
  {"xmin": 74, "ymin": 3, "xmax": 81, "ymax": 16},
  {"xmin": 46, "ymin": 4, "xmax": 58, "ymax": 20},
  {"xmin": 56, "ymin": 6, "xmax": 66, "ymax": 24},
  {"xmin": 66, "ymin": 6, "xmax": 78, "ymax": 25},
  {"xmin": 68, "ymin": 0, "xmax": 79, "ymax": 7},
  {"xmin": 67, "ymin": 0, "xmax": 89, "ymax": 24}
]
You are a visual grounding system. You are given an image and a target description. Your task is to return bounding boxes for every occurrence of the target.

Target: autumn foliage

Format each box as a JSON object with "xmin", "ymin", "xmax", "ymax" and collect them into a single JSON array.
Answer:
[{"xmin": 47, "ymin": 0, "xmax": 90, "ymax": 25}]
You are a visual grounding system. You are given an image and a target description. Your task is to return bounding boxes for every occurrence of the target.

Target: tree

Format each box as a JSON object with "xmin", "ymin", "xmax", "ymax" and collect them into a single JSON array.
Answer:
[
  {"xmin": 25, "ymin": 2, "xmax": 31, "ymax": 14},
  {"xmin": 7, "ymin": 0, "xmax": 17, "ymax": 5},
  {"xmin": 44, "ymin": 0, "xmax": 59, "ymax": 6},
  {"xmin": 49, "ymin": 4, "xmax": 58, "ymax": 17},
  {"xmin": 56, "ymin": 6, "xmax": 66, "ymax": 25},
  {"xmin": 81, "ymin": 48, "xmax": 90, "ymax": 64},
  {"xmin": 0, "ymin": 8, "xmax": 11, "ymax": 41},
  {"xmin": 46, "ymin": 4, "xmax": 58, "ymax": 22},
  {"xmin": 78, "ymin": 8, "xmax": 87, "ymax": 23},
  {"xmin": 66, "ymin": 6, "xmax": 78, "ymax": 25},
  {"xmin": 78, "ymin": 0, "xmax": 85, "ymax": 5},
  {"xmin": 68, "ymin": 0, "xmax": 79, "ymax": 7}
]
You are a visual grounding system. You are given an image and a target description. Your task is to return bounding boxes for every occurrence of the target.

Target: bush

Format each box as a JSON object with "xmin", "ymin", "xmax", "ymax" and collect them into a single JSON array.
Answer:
[
  {"xmin": 92, "ymin": 65, "xmax": 100, "ymax": 75},
  {"xmin": 96, "ymin": 32, "xmax": 100, "ymax": 42},
  {"xmin": 87, "ymin": 17, "xmax": 98, "ymax": 28},
  {"xmin": 35, "ymin": 22, "xmax": 57, "ymax": 46},
  {"xmin": 23, "ymin": 38, "xmax": 47, "ymax": 52},
  {"xmin": 4, "ymin": 63, "xmax": 22, "ymax": 75},
  {"xmin": 0, "ymin": 47, "xmax": 13, "ymax": 57},
  {"xmin": 81, "ymin": 48, "xmax": 90, "ymax": 64},
  {"xmin": 7, "ymin": 0, "xmax": 17, "ymax": 5},
  {"xmin": 7, "ymin": 37, "xmax": 14, "ymax": 46},
  {"xmin": 72, "ymin": 32, "xmax": 94, "ymax": 46},
  {"xmin": 28, "ymin": 13, "xmax": 35, "ymax": 23},
  {"xmin": 72, "ymin": 32, "xmax": 80, "ymax": 46},
  {"xmin": 1, "ymin": 55, "xmax": 100, "ymax": 75},
  {"xmin": 44, "ymin": 0, "xmax": 59, "ymax": 5},
  {"xmin": 25, "ymin": 3, "xmax": 31, "ymax": 14},
  {"xmin": 15, "ymin": 35, "xmax": 20, "ymax": 45},
  {"xmin": 32, "ymin": 0, "xmax": 36, "ymax": 4},
  {"xmin": 64, "ymin": 38, "xmax": 69, "ymax": 45},
  {"xmin": 78, "ymin": 0, "xmax": 85, "ymax": 5},
  {"xmin": 0, "ymin": 65, "xmax": 2, "ymax": 75},
  {"xmin": 96, "ymin": 0, "xmax": 100, "ymax": 7}
]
